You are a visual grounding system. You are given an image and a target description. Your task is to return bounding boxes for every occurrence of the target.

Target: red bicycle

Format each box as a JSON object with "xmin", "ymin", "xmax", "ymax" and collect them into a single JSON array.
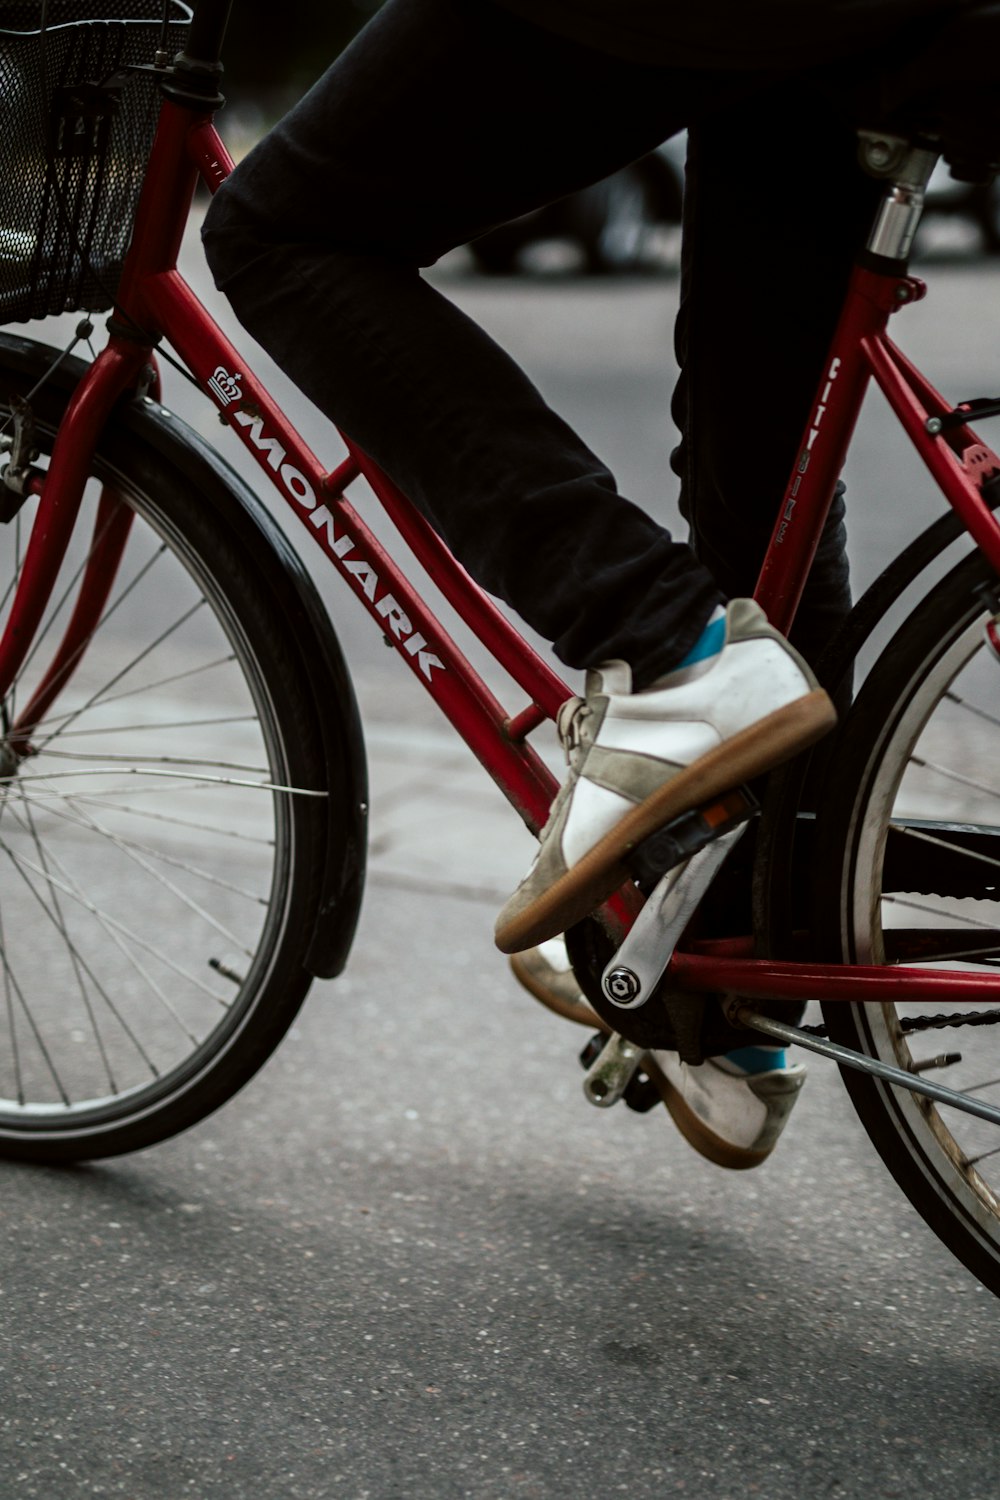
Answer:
[{"xmin": 4, "ymin": 0, "xmax": 1000, "ymax": 1295}]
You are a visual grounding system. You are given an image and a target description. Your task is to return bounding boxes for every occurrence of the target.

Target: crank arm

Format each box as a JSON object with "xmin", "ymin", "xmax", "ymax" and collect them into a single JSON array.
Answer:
[
  {"xmin": 601, "ymin": 824, "xmax": 747, "ymax": 1010},
  {"xmin": 728, "ymin": 1001, "xmax": 1000, "ymax": 1129}
]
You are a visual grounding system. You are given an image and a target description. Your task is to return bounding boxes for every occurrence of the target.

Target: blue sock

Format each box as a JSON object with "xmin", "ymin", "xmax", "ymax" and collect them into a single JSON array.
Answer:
[
  {"xmin": 676, "ymin": 610, "xmax": 726, "ymax": 669},
  {"xmin": 724, "ymin": 1046, "xmax": 787, "ymax": 1074}
]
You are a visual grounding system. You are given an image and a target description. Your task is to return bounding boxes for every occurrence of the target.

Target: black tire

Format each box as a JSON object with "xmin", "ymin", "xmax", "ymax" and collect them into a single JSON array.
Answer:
[
  {"xmin": 0, "ymin": 367, "xmax": 332, "ymax": 1160},
  {"xmin": 814, "ymin": 547, "xmax": 1000, "ymax": 1292}
]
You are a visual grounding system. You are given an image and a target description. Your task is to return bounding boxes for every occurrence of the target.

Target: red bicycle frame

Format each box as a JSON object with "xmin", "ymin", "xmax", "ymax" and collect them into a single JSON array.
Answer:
[{"xmin": 4, "ymin": 89, "xmax": 1000, "ymax": 1004}]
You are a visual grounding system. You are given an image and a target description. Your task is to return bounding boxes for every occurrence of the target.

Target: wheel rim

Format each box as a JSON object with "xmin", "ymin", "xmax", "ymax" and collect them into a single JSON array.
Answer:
[
  {"xmin": 846, "ymin": 605, "xmax": 1000, "ymax": 1252},
  {"xmin": 0, "ymin": 442, "xmax": 310, "ymax": 1140}
]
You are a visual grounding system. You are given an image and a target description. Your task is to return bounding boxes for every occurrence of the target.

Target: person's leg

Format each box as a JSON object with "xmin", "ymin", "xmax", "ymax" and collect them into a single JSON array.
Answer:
[
  {"xmin": 672, "ymin": 84, "xmax": 884, "ymax": 674},
  {"xmin": 203, "ymin": 0, "xmax": 733, "ymax": 685},
  {"xmin": 203, "ymin": 0, "xmax": 835, "ymax": 955}
]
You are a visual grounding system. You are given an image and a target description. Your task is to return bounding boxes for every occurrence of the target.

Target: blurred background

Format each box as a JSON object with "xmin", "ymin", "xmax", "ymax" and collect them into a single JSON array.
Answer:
[
  {"xmin": 3, "ymin": 11, "xmax": 1000, "ymax": 1494},
  {"xmin": 220, "ymin": 0, "xmax": 1000, "ymax": 276},
  {"xmin": 222, "ymin": 0, "xmax": 382, "ymax": 118}
]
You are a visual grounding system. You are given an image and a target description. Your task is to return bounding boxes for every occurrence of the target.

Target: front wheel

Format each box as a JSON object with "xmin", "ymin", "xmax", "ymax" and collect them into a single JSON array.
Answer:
[
  {"xmin": 0, "ymin": 368, "xmax": 334, "ymax": 1160},
  {"xmin": 814, "ymin": 548, "xmax": 1000, "ymax": 1293}
]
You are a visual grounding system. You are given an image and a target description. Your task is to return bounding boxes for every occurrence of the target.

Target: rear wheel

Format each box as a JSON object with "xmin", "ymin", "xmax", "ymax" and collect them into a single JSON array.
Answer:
[
  {"xmin": 815, "ymin": 549, "xmax": 1000, "ymax": 1292},
  {"xmin": 0, "ymin": 371, "xmax": 331, "ymax": 1160}
]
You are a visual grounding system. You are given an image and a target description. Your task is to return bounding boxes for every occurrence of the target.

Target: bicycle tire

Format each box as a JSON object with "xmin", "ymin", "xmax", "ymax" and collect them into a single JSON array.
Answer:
[
  {"xmin": 813, "ymin": 545, "xmax": 1000, "ymax": 1292},
  {"xmin": 0, "ymin": 363, "xmax": 333, "ymax": 1161}
]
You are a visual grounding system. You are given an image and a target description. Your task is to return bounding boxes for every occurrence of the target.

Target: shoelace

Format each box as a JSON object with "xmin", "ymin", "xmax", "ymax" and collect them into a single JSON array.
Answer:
[{"xmin": 556, "ymin": 695, "xmax": 589, "ymax": 766}]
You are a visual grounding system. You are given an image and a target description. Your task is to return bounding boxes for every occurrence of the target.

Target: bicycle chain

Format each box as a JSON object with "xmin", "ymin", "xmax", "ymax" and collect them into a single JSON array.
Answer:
[{"xmin": 801, "ymin": 1008, "xmax": 1000, "ymax": 1037}]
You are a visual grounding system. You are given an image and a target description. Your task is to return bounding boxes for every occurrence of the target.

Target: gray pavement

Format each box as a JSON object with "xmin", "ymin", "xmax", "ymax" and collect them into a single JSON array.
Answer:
[{"xmin": 4, "ymin": 244, "xmax": 1000, "ymax": 1497}]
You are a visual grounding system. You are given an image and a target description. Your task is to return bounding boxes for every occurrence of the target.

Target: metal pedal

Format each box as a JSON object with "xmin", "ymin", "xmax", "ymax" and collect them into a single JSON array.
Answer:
[
  {"xmin": 581, "ymin": 1031, "xmax": 648, "ymax": 1108},
  {"xmin": 578, "ymin": 1032, "xmax": 661, "ymax": 1112},
  {"xmin": 627, "ymin": 784, "xmax": 758, "ymax": 888}
]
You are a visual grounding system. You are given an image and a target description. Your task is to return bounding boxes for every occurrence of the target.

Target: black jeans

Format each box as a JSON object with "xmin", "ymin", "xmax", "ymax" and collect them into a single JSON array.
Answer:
[{"xmin": 202, "ymin": 0, "xmax": 878, "ymax": 687}]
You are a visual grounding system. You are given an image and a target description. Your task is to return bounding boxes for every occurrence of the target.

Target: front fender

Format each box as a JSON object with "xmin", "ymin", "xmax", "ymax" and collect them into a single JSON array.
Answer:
[{"xmin": 0, "ymin": 332, "xmax": 367, "ymax": 978}]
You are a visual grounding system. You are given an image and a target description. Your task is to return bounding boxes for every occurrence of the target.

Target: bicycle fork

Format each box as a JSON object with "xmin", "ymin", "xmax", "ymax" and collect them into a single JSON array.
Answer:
[{"xmin": 0, "ymin": 337, "xmax": 153, "ymax": 752}]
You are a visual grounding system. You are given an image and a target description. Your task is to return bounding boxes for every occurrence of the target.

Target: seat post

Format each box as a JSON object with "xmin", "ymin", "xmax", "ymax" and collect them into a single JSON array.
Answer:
[{"xmin": 858, "ymin": 132, "xmax": 939, "ymax": 264}]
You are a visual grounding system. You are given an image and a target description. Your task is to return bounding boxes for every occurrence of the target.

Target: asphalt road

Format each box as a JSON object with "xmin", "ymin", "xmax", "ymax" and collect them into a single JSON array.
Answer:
[{"xmin": 3, "ymin": 241, "xmax": 1000, "ymax": 1499}]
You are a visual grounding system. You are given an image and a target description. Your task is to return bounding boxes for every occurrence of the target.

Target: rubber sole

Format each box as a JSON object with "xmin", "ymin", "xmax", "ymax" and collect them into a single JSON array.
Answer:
[
  {"xmin": 508, "ymin": 949, "xmax": 607, "ymax": 1032},
  {"xmin": 642, "ymin": 1054, "xmax": 772, "ymax": 1170},
  {"xmin": 495, "ymin": 688, "xmax": 835, "ymax": 954}
]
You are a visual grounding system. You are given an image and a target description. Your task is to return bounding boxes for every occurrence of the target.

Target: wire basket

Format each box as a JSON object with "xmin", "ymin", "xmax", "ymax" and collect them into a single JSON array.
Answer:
[{"xmin": 0, "ymin": 0, "xmax": 191, "ymax": 324}]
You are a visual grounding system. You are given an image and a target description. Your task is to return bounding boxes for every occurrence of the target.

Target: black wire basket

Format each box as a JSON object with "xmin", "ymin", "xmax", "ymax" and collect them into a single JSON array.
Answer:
[{"xmin": 0, "ymin": 0, "xmax": 191, "ymax": 324}]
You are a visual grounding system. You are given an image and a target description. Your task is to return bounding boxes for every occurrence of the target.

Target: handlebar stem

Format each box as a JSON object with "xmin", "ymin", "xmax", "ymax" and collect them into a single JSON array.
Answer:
[{"xmin": 162, "ymin": 0, "xmax": 232, "ymax": 108}]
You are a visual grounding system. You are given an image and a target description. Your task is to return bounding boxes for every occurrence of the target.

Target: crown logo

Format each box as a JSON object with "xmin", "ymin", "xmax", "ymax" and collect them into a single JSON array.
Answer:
[{"xmin": 208, "ymin": 366, "xmax": 244, "ymax": 407}]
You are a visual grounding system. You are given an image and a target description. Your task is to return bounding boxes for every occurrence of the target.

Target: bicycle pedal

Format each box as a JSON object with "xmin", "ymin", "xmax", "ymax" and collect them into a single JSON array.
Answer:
[
  {"xmin": 578, "ymin": 1032, "xmax": 661, "ymax": 1113},
  {"xmin": 580, "ymin": 1030, "xmax": 647, "ymax": 1109},
  {"xmin": 622, "ymin": 1071, "xmax": 662, "ymax": 1113},
  {"xmin": 626, "ymin": 784, "xmax": 758, "ymax": 888}
]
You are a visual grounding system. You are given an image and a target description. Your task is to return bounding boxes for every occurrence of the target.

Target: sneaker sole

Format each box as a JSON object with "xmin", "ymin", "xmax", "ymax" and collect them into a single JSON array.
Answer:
[
  {"xmin": 642, "ymin": 1053, "xmax": 773, "ymax": 1170},
  {"xmin": 508, "ymin": 952, "xmax": 608, "ymax": 1032},
  {"xmin": 495, "ymin": 688, "xmax": 835, "ymax": 954}
]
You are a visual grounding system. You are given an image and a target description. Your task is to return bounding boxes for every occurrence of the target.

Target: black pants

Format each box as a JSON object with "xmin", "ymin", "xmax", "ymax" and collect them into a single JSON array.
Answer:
[{"xmin": 202, "ymin": 0, "xmax": 879, "ymax": 687}]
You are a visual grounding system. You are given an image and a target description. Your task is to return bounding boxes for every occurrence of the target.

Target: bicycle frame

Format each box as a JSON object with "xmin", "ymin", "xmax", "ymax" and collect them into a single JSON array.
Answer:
[{"xmin": 4, "ymin": 83, "xmax": 1000, "ymax": 1004}]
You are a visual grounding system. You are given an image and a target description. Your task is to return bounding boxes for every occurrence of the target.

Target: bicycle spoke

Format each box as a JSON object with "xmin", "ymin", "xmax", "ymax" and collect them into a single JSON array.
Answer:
[
  {"xmin": 30, "ymin": 589, "xmax": 205, "ymax": 753},
  {"xmin": 3, "ymin": 794, "xmax": 177, "ymax": 1073},
  {"xmin": 960, "ymin": 1076, "xmax": 1000, "ymax": 1096},
  {"xmin": 45, "ymin": 713, "xmax": 258, "ymax": 739},
  {"xmin": 16, "ymin": 498, "xmax": 132, "ymax": 691},
  {"xmin": 44, "ymin": 795, "xmax": 268, "ymax": 903},
  {"xmin": 0, "ymin": 831, "xmax": 228, "ymax": 1004},
  {"xmin": 0, "ymin": 895, "xmax": 23, "ymax": 1106},
  {"xmin": 26, "ymin": 652, "xmax": 238, "ymax": 732},
  {"xmin": 909, "ymin": 753, "xmax": 1000, "ymax": 804},
  {"xmin": 963, "ymin": 1144, "xmax": 1000, "ymax": 1169},
  {"xmin": 0, "ymin": 889, "xmax": 70, "ymax": 1107},
  {"xmin": 945, "ymin": 689, "xmax": 1000, "ymax": 732},
  {"xmin": 0, "ymin": 867, "xmax": 194, "ymax": 1079},
  {"xmin": 883, "ymin": 893, "xmax": 1000, "ymax": 933},
  {"xmin": 4, "ymin": 510, "xmax": 24, "ymax": 728},
  {"xmin": 884, "ymin": 931, "xmax": 1000, "ymax": 964},
  {"xmin": 20, "ymin": 787, "xmax": 262, "ymax": 954},
  {"xmin": 16, "ymin": 788, "xmax": 119, "ymax": 1096},
  {"xmin": 53, "ymin": 794, "xmax": 275, "ymax": 847},
  {"xmin": 891, "ymin": 821, "xmax": 1000, "ymax": 874},
  {"xmin": 37, "ymin": 748, "xmax": 272, "ymax": 774},
  {"xmin": 0, "ymin": 511, "xmax": 24, "ymax": 622},
  {"xmin": 11, "ymin": 765, "xmax": 326, "ymax": 795}
]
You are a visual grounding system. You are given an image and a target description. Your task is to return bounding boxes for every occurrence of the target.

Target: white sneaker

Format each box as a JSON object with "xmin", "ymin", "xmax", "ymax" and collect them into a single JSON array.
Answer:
[
  {"xmin": 509, "ymin": 937, "xmax": 606, "ymax": 1030},
  {"xmin": 509, "ymin": 936, "xmax": 805, "ymax": 1167},
  {"xmin": 643, "ymin": 1050, "xmax": 807, "ymax": 1169},
  {"xmin": 494, "ymin": 599, "xmax": 835, "ymax": 955}
]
